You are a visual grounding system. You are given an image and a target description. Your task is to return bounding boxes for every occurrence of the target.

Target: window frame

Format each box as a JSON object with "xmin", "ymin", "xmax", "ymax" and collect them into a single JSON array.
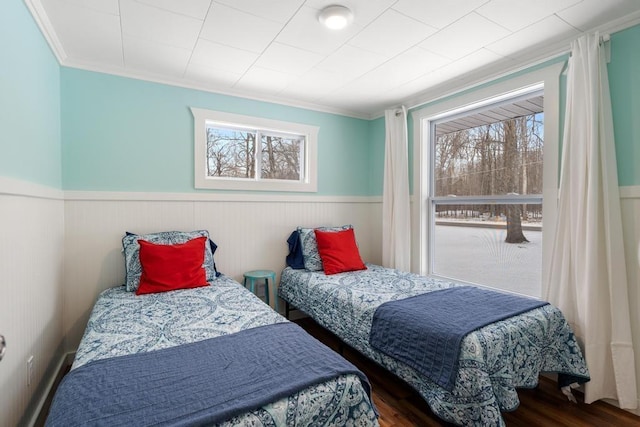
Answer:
[
  {"xmin": 191, "ymin": 108, "xmax": 318, "ymax": 192},
  {"xmin": 411, "ymin": 62, "xmax": 564, "ymax": 296}
]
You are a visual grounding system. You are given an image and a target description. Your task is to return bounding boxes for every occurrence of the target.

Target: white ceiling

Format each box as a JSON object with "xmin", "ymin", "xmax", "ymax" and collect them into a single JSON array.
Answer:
[{"xmin": 28, "ymin": 0, "xmax": 640, "ymax": 118}]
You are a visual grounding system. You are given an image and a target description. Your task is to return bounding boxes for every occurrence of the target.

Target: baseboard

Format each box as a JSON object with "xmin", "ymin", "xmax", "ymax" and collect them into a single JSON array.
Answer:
[
  {"xmin": 27, "ymin": 352, "xmax": 75, "ymax": 427},
  {"xmin": 602, "ymin": 397, "xmax": 640, "ymax": 416},
  {"xmin": 541, "ymin": 372, "xmax": 640, "ymax": 417}
]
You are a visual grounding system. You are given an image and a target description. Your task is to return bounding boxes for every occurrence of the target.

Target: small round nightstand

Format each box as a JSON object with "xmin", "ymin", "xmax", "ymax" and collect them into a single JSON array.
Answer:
[{"xmin": 243, "ymin": 270, "xmax": 277, "ymax": 311}]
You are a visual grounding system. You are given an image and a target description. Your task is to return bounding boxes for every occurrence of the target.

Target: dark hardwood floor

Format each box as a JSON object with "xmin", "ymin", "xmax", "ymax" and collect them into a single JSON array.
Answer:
[{"xmin": 293, "ymin": 318, "xmax": 640, "ymax": 427}]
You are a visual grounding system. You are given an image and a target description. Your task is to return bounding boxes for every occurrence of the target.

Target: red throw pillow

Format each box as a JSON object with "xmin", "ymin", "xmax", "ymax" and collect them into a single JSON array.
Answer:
[
  {"xmin": 314, "ymin": 228, "xmax": 367, "ymax": 275},
  {"xmin": 136, "ymin": 236, "xmax": 209, "ymax": 295}
]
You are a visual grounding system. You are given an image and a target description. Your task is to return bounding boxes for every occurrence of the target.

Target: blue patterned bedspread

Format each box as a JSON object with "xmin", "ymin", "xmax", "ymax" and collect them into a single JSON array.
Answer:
[
  {"xmin": 48, "ymin": 323, "xmax": 374, "ymax": 426},
  {"xmin": 65, "ymin": 276, "xmax": 379, "ymax": 426},
  {"xmin": 370, "ymin": 286, "xmax": 551, "ymax": 391},
  {"xmin": 279, "ymin": 264, "xmax": 590, "ymax": 427}
]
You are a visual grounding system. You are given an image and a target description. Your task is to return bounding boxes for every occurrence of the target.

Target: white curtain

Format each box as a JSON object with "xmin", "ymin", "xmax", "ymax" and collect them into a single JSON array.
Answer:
[
  {"xmin": 544, "ymin": 33, "xmax": 637, "ymax": 408},
  {"xmin": 382, "ymin": 106, "xmax": 410, "ymax": 271}
]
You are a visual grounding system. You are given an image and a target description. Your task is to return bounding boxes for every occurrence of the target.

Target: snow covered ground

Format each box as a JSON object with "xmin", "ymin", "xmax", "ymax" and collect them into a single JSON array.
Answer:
[{"xmin": 433, "ymin": 224, "xmax": 542, "ymax": 298}]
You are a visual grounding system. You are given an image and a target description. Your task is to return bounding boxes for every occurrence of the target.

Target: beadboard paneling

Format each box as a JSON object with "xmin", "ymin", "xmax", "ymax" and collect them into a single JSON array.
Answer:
[
  {"xmin": 63, "ymin": 197, "xmax": 382, "ymax": 351},
  {"xmin": 0, "ymin": 193, "xmax": 64, "ymax": 427},
  {"xmin": 621, "ymin": 193, "xmax": 640, "ymax": 414}
]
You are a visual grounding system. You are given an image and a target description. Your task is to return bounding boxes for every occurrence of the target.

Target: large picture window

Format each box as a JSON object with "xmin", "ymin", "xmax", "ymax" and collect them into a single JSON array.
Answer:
[
  {"xmin": 413, "ymin": 64, "xmax": 563, "ymax": 298},
  {"xmin": 191, "ymin": 108, "xmax": 318, "ymax": 192},
  {"xmin": 431, "ymin": 94, "xmax": 543, "ymax": 297}
]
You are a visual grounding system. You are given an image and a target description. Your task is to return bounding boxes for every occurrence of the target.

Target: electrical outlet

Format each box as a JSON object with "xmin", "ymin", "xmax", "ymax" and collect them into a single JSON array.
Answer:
[{"xmin": 27, "ymin": 356, "xmax": 34, "ymax": 387}]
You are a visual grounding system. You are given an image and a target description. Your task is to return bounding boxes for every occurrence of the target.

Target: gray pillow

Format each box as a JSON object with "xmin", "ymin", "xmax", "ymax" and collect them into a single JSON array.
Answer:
[{"xmin": 297, "ymin": 225, "xmax": 352, "ymax": 271}]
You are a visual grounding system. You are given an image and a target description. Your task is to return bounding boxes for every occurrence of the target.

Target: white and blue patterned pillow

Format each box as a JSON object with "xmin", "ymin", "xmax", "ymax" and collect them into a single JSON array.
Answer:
[
  {"xmin": 297, "ymin": 225, "xmax": 352, "ymax": 271},
  {"xmin": 122, "ymin": 230, "xmax": 217, "ymax": 292}
]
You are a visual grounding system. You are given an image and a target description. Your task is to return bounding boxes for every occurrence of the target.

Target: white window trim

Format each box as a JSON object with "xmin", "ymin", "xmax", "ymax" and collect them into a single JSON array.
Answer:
[
  {"xmin": 191, "ymin": 108, "xmax": 318, "ymax": 192},
  {"xmin": 411, "ymin": 62, "xmax": 564, "ymax": 292}
]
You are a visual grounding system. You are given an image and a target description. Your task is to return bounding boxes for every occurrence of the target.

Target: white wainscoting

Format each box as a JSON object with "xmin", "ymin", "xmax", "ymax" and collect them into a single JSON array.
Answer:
[
  {"xmin": 0, "ymin": 179, "xmax": 64, "ymax": 427},
  {"xmin": 63, "ymin": 192, "xmax": 383, "ymax": 351},
  {"xmin": 620, "ymin": 186, "xmax": 640, "ymax": 414}
]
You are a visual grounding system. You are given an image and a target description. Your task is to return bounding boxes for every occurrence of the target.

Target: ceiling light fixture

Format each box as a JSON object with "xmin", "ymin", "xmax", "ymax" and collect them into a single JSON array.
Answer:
[{"xmin": 318, "ymin": 5, "xmax": 353, "ymax": 30}]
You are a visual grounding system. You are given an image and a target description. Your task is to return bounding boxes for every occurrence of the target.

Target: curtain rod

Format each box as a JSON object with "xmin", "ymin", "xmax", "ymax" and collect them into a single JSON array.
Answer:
[{"xmin": 566, "ymin": 33, "xmax": 611, "ymax": 63}]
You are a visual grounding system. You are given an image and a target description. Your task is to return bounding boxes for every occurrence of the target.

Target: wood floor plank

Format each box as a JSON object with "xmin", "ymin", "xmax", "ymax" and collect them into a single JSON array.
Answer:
[{"xmin": 294, "ymin": 318, "xmax": 640, "ymax": 427}]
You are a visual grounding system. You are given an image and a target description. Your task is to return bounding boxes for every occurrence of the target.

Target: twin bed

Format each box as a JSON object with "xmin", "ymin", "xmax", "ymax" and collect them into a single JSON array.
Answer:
[
  {"xmin": 280, "ymin": 226, "xmax": 590, "ymax": 427},
  {"xmin": 48, "ymin": 226, "xmax": 589, "ymax": 427},
  {"xmin": 47, "ymin": 230, "xmax": 378, "ymax": 426}
]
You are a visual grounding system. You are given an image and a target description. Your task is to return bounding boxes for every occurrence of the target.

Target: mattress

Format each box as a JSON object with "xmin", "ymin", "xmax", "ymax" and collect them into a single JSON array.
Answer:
[
  {"xmin": 67, "ymin": 275, "xmax": 379, "ymax": 426},
  {"xmin": 279, "ymin": 264, "xmax": 589, "ymax": 427}
]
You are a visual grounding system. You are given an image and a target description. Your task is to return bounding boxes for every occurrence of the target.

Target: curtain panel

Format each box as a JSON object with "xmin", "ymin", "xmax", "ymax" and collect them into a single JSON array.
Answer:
[
  {"xmin": 544, "ymin": 33, "xmax": 637, "ymax": 408},
  {"xmin": 382, "ymin": 106, "xmax": 410, "ymax": 271}
]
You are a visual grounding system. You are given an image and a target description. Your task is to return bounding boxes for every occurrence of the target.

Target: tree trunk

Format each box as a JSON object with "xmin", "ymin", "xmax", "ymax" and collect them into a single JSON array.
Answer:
[
  {"xmin": 265, "ymin": 136, "xmax": 275, "ymax": 178},
  {"xmin": 503, "ymin": 119, "xmax": 528, "ymax": 243},
  {"xmin": 506, "ymin": 204, "xmax": 528, "ymax": 243},
  {"xmin": 519, "ymin": 117, "xmax": 529, "ymax": 221},
  {"xmin": 244, "ymin": 133, "xmax": 255, "ymax": 178}
]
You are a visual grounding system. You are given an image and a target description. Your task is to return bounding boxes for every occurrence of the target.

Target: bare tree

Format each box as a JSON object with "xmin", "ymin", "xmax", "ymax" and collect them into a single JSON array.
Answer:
[
  {"xmin": 435, "ymin": 131, "xmax": 465, "ymax": 196},
  {"xmin": 434, "ymin": 111, "xmax": 543, "ymax": 242},
  {"xmin": 503, "ymin": 119, "xmax": 528, "ymax": 243},
  {"xmin": 261, "ymin": 136, "xmax": 301, "ymax": 180},
  {"xmin": 242, "ymin": 132, "xmax": 255, "ymax": 178},
  {"xmin": 206, "ymin": 128, "xmax": 236, "ymax": 176},
  {"xmin": 263, "ymin": 135, "xmax": 276, "ymax": 178}
]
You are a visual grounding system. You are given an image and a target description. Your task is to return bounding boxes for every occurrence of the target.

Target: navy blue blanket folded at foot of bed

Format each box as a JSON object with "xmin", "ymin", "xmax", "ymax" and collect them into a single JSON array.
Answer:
[
  {"xmin": 369, "ymin": 286, "xmax": 549, "ymax": 391},
  {"xmin": 47, "ymin": 322, "xmax": 375, "ymax": 427}
]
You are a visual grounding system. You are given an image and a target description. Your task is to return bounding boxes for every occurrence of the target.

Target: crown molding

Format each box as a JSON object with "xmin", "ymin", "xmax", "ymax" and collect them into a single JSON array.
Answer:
[
  {"xmin": 59, "ymin": 57, "xmax": 373, "ymax": 120},
  {"xmin": 23, "ymin": 0, "xmax": 67, "ymax": 63},
  {"xmin": 53, "ymin": 65, "xmax": 374, "ymax": 121}
]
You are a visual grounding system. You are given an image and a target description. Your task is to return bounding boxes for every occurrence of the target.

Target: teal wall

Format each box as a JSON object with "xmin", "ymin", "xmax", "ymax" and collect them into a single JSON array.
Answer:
[
  {"xmin": 61, "ymin": 68, "xmax": 373, "ymax": 195},
  {"xmin": 4, "ymin": 4, "xmax": 638, "ymax": 195},
  {"xmin": 609, "ymin": 25, "xmax": 640, "ymax": 186},
  {"xmin": 367, "ymin": 116, "xmax": 385, "ymax": 195},
  {"xmin": 0, "ymin": 0, "xmax": 61, "ymax": 188}
]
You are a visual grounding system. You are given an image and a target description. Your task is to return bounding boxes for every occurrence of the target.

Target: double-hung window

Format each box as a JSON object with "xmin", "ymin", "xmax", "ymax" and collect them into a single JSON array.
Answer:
[
  {"xmin": 413, "ymin": 64, "xmax": 563, "ymax": 298},
  {"xmin": 191, "ymin": 108, "xmax": 318, "ymax": 192}
]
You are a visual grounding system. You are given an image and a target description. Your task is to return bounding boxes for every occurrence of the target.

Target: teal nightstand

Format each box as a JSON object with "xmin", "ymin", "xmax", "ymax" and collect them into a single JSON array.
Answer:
[{"xmin": 243, "ymin": 270, "xmax": 277, "ymax": 311}]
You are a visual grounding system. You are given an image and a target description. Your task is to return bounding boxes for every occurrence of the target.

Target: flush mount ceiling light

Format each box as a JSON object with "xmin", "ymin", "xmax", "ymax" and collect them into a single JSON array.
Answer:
[{"xmin": 318, "ymin": 5, "xmax": 353, "ymax": 30}]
